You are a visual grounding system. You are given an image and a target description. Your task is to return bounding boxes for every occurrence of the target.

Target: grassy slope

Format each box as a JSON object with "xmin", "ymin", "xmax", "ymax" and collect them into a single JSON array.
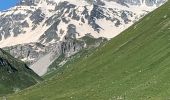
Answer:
[
  {"xmin": 7, "ymin": 1, "xmax": 170, "ymax": 100},
  {"xmin": 0, "ymin": 49, "xmax": 42, "ymax": 96}
]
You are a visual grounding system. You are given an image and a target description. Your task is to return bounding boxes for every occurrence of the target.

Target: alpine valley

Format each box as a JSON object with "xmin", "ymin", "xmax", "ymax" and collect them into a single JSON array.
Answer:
[
  {"xmin": 0, "ymin": 0, "xmax": 166, "ymax": 76},
  {"xmin": 1, "ymin": 0, "xmax": 170, "ymax": 99}
]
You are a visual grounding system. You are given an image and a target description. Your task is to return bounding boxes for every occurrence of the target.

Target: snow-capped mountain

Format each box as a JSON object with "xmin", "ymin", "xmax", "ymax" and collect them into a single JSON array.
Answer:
[{"xmin": 0, "ymin": 0, "xmax": 166, "ymax": 75}]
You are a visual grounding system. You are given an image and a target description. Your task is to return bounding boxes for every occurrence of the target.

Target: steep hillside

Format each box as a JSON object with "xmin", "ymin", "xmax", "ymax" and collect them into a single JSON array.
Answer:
[
  {"xmin": 0, "ymin": 49, "xmax": 42, "ymax": 96},
  {"xmin": 6, "ymin": 1, "xmax": 170, "ymax": 100},
  {"xmin": 0, "ymin": 0, "xmax": 166, "ymax": 76}
]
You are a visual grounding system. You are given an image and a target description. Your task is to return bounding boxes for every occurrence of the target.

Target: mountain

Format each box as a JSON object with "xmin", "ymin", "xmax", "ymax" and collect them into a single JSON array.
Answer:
[
  {"xmin": 0, "ymin": 0, "xmax": 166, "ymax": 76},
  {"xmin": 5, "ymin": 1, "xmax": 170, "ymax": 99},
  {"xmin": 0, "ymin": 48, "xmax": 42, "ymax": 96},
  {"xmin": 113, "ymin": 0, "xmax": 166, "ymax": 6}
]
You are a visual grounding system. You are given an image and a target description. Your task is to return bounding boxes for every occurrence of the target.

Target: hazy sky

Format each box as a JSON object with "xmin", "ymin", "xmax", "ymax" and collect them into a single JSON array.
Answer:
[{"xmin": 0, "ymin": 0, "xmax": 19, "ymax": 11}]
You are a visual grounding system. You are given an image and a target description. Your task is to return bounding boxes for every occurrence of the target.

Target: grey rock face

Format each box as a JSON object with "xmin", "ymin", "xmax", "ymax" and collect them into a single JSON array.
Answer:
[
  {"xmin": 0, "ymin": 13, "xmax": 28, "ymax": 39},
  {"xmin": 3, "ymin": 43, "xmax": 46, "ymax": 65},
  {"xmin": 40, "ymin": 20, "xmax": 61, "ymax": 43},
  {"xmin": 3, "ymin": 35, "xmax": 103, "ymax": 67},
  {"xmin": 30, "ymin": 9, "xmax": 45, "ymax": 25}
]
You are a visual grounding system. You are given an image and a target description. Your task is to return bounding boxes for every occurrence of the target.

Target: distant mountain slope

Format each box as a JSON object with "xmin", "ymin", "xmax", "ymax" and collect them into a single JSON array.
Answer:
[
  {"xmin": 0, "ymin": 48, "xmax": 42, "ymax": 96},
  {"xmin": 0, "ymin": 0, "xmax": 166, "ymax": 76},
  {"xmin": 6, "ymin": 1, "xmax": 170, "ymax": 100},
  {"xmin": 0, "ymin": 0, "xmax": 165, "ymax": 47}
]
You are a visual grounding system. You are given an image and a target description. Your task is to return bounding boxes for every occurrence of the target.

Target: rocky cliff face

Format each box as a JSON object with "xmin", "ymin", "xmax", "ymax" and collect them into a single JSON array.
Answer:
[{"xmin": 0, "ymin": 0, "xmax": 166, "ymax": 75}]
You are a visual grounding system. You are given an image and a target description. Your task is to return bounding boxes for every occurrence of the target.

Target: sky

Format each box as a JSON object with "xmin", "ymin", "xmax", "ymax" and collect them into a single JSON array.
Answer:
[{"xmin": 0, "ymin": 0, "xmax": 19, "ymax": 11}]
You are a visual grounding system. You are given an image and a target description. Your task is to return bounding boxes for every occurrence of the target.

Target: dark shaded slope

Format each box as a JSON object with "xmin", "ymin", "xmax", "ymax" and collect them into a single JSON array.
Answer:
[{"xmin": 0, "ymin": 49, "xmax": 42, "ymax": 96}]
